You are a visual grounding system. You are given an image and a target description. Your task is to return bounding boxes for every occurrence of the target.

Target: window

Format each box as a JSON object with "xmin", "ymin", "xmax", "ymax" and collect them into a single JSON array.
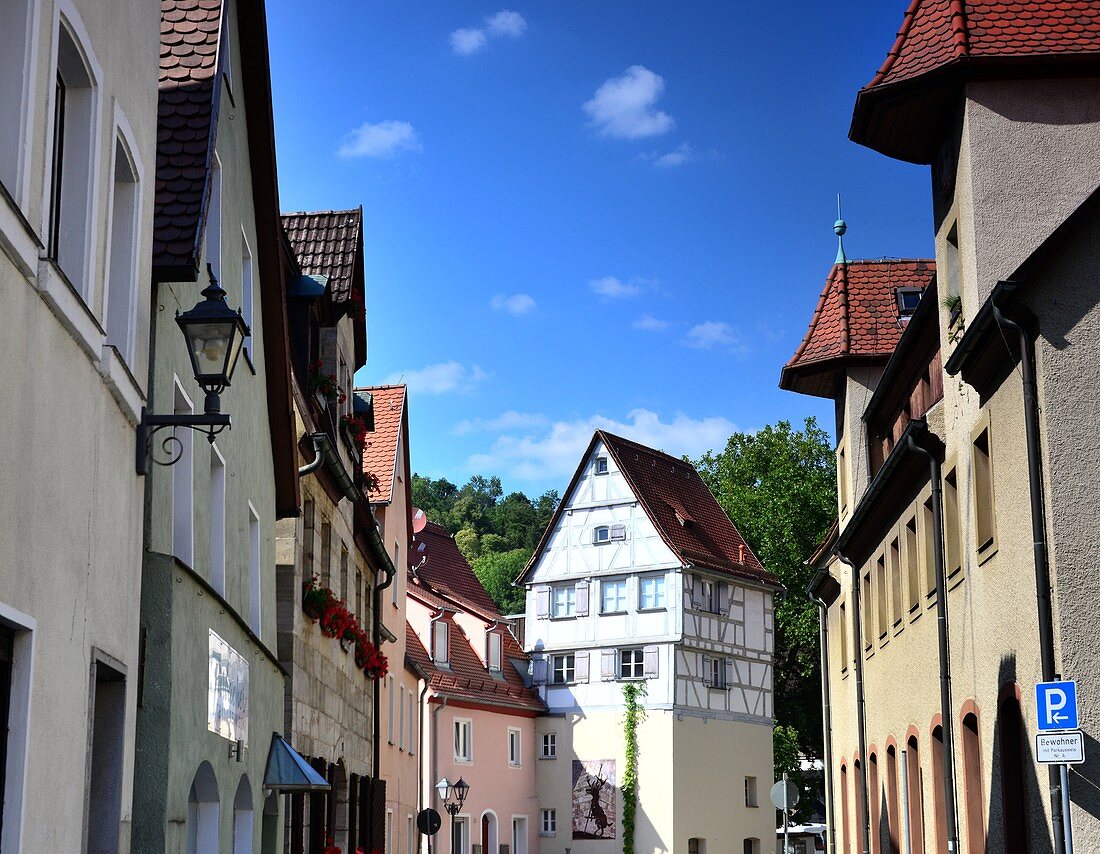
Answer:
[
  {"xmin": 432, "ymin": 621, "xmax": 449, "ymax": 665},
  {"xmin": 906, "ymin": 736, "xmax": 925, "ymax": 854},
  {"xmin": 106, "ymin": 134, "xmax": 140, "ymax": 361},
  {"xmin": 355, "ymin": 569, "xmax": 363, "ymax": 625},
  {"xmin": 840, "ymin": 763, "xmax": 850, "ymax": 854},
  {"xmin": 487, "ymin": 631, "xmax": 502, "ymax": 671},
  {"xmin": 454, "ymin": 718, "xmax": 472, "ymax": 763},
  {"xmin": 905, "ymin": 516, "xmax": 920, "ymax": 613},
  {"xmin": 945, "ymin": 223, "xmax": 961, "ymax": 307},
  {"xmin": 837, "ymin": 442, "xmax": 850, "ymax": 516},
  {"xmin": 593, "ymin": 526, "xmax": 610, "ymax": 544},
  {"xmin": 320, "ymin": 520, "xmax": 332, "ymax": 587},
  {"xmin": 87, "ymin": 657, "xmax": 126, "ymax": 854},
  {"xmin": 512, "ymin": 816, "xmax": 528, "ymax": 854},
  {"xmin": 886, "ymin": 745, "xmax": 901, "ymax": 853},
  {"xmin": 922, "ymin": 498, "xmax": 937, "ymax": 599},
  {"xmin": 48, "ymin": 18, "xmax": 99, "ymax": 295},
  {"xmin": 340, "ymin": 545, "xmax": 349, "ymax": 601},
  {"xmin": 508, "ymin": 727, "xmax": 521, "ymax": 766},
  {"xmin": 407, "ymin": 815, "xmax": 415, "ymax": 854},
  {"xmin": 248, "ymin": 504, "xmax": 260, "ymax": 632},
  {"xmin": 944, "ymin": 467, "xmax": 961, "ymax": 578},
  {"xmin": 172, "ymin": 380, "xmax": 195, "ymax": 566},
  {"xmin": 241, "ymin": 231, "xmax": 253, "ymax": 357},
  {"xmin": 860, "ymin": 570, "xmax": 872, "ymax": 651},
  {"xmin": 595, "ymin": 456, "xmax": 608, "ymax": 475},
  {"xmin": 540, "ymin": 732, "xmax": 556, "ymax": 759},
  {"xmin": 702, "ymin": 655, "xmax": 727, "ymax": 689},
  {"xmin": 387, "ymin": 676, "xmax": 394, "ymax": 744},
  {"xmin": 742, "ymin": 840, "xmax": 758, "ymax": 854},
  {"xmin": 207, "ymin": 154, "xmax": 221, "ymax": 280},
  {"xmin": 551, "ymin": 584, "xmax": 576, "ymax": 618},
  {"xmin": 838, "ymin": 601, "xmax": 848, "ymax": 672},
  {"xmin": 398, "ymin": 685, "xmax": 405, "ymax": 751},
  {"xmin": 187, "ymin": 763, "xmax": 220, "ymax": 854},
  {"xmin": 639, "ymin": 574, "xmax": 666, "ymax": 610},
  {"xmin": 744, "ymin": 776, "xmax": 758, "ymax": 807},
  {"xmin": 0, "ymin": 0, "xmax": 33, "ymax": 197},
  {"xmin": 386, "ymin": 809, "xmax": 393, "ymax": 854},
  {"xmin": 972, "ymin": 425, "xmax": 995, "ymax": 554},
  {"xmin": 209, "ymin": 446, "xmax": 226, "ymax": 594},
  {"xmin": 931, "ymin": 726, "xmax": 948, "ymax": 851},
  {"xmin": 897, "ymin": 286, "xmax": 922, "ymax": 317},
  {"xmin": 601, "ymin": 578, "xmax": 627, "ymax": 614},
  {"xmin": 408, "ymin": 692, "xmax": 416, "ymax": 755},
  {"xmin": 700, "ymin": 579, "xmax": 715, "ymax": 613},
  {"xmin": 890, "ymin": 538, "xmax": 902, "ymax": 627},
  {"xmin": 875, "ymin": 554, "xmax": 887, "ymax": 640},
  {"xmin": 619, "ymin": 648, "xmax": 644, "ymax": 680},
  {"xmin": 391, "ymin": 541, "xmax": 399, "ymax": 606},
  {"xmin": 551, "ymin": 654, "xmax": 575, "ymax": 684},
  {"xmin": 962, "ymin": 711, "xmax": 985, "ymax": 851},
  {"xmin": 540, "ymin": 809, "xmax": 556, "ymax": 836},
  {"xmin": 453, "ymin": 817, "xmax": 470, "ymax": 854},
  {"xmin": 303, "ymin": 497, "xmax": 315, "ymax": 576}
]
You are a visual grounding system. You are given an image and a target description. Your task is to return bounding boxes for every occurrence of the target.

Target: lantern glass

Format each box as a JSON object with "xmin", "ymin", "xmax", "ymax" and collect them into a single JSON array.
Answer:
[
  {"xmin": 435, "ymin": 777, "xmax": 451, "ymax": 802},
  {"xmin": 175, "ymin": 269, "xmax": 249, "ymax": 395},
  {"xmin": 453, "ymin": 777, "xmax": 470, "ymax": 805}
]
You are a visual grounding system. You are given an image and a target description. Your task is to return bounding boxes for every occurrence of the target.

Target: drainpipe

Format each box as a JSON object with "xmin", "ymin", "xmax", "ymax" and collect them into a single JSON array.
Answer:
[
  {"xmin": 369, "ymin": 518, "xmax": 396, "ymax": 791},
  {"xmin": 808, "ymin": 585, "xmax": 836, "ymax": 854},
  {"xmin": 992, "ymin": 302, "xmax": 1067, "ymax": 854},
  {"xmin": 431, "ymin": 697, "xmax": 449, "ymax": 820},
  {"xmin": 297, "ymin": 433, "xmax": 326, "ymax": 476},
  {"xmin": 835, "ymin": 552, "xmax": 871, "ymax": 854},
  {"xmin": 905, "ymin": 432, "xmax": 960, "ymax": 853}
]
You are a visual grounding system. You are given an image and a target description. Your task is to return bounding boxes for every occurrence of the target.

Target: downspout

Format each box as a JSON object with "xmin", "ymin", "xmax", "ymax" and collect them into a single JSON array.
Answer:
[
  {"xmin": 431, "ymin": 697, "xmax": 449, "ymax": 819},
  {"xmin": 297, "ymin": 433, "xmax": 326, "ymax": 476},
  {"xmin": 418, "ymin": 679, "xmax": 429, "ymax": 811},
  {"xmin": 992, "ymin": 302, "xmax": 1067, "ymax": 854},
  {"xmin": 905, "ymin": 432, "xmax": 960, "ymax": 853},
  {"xmin": 835, "ymin": 552, "xmax": 871, "ymax": 854},
  {"xmin": 808, "ymin": 585, "xmax": 836, "ymax": 854},
  {"xmin": 369, "ymin": 517, "xmax": 396, "ymax": 785}
]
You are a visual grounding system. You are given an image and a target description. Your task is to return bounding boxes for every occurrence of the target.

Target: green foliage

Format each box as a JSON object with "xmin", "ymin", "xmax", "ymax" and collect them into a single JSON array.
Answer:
[
  {"xmin": 412, "ymin": 473, "xmax": 560, "ymax": 612},
  {"xmin": 774, "ymin": 724, "xmax": 814, "ymax": 822},
  {"xmin": 694, "ymin": 418, "xmax": 836, "ymax": 765},
  {"xmin": 621, "ymin": 683, "xmax": 646, "ymax": 854},
  {"xmin": 470, "ymin": 549, "xmax": 531, "ymax": 615}
]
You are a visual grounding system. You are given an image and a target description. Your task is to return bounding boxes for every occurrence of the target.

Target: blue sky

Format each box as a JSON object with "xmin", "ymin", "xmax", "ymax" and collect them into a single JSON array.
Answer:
[{"xmin": 267, "ymin": 2, "xmax": 934, "ymax": 496}]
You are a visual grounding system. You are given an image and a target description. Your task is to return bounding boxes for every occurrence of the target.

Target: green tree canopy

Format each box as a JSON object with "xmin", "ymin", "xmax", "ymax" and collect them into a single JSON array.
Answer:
[{"xmin": 470, "ymin": 548, "xmax": 531, "ymax": 616}]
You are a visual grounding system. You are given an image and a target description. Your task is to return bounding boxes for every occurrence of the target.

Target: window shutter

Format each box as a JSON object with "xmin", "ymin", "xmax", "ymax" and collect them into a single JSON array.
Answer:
[
  {"xmin": 535, "ymin": 586, "xmax": 550, "ymax": 618},
  {"xmin": 701, "ymin": 655, "xmax": 712, "ymax": 687},
  {"xmin": 531, "ymin": 657, "xmax": 547, "ymax": 685},
  {"xmin": 723, "ymin": 658, "xmax": 734, "ymax": 690},
  {"xmin": 643, "ymin": 645, "xmax": 659, "ymax": 678},
  {"xmin": 574, "ymin": 651, "xmax": 590, "ymax": 683},
  {"xmin": 575, "ymin": 581, "xmax": 589, "ymax": 616},
  {"xmin": 600, "ymin": 649, "xmax": 617, "ymax": 680},
  {"xmin": 692, "ymin": 575, "xmax": 704, "ymax": 609},
  {"xmin": 718, "ymin": 582, "xmax": 730, "ymax": 615}
]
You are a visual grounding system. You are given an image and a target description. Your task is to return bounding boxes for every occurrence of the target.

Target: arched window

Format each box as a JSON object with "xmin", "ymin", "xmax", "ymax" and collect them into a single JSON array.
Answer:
[
  {"xmin": 998, "ymin": 691, "xmax": 1029, "ymax": 851},
  {"xmin": 105, "ymin": 131, "xmax": 140, "ymax": 362},
  {"xmin": 854, "ymin": 758, "xmax": 866, "ymax": 853},
  {"xmin": 187, "ymin": 762, "xmax": 220, "ymax": 854},
  {"xmin": 232, "ymin": 775, "xmax": 253, "ymax": 854},
  {"xmin": 905, "ymin": 735, "xmax": 925, "ymax": 854},
  {"xmin": 868, "ymin": 751, "xmax": 881, "ymax": 854},
  {"xmin": 261, "ymin": 792, "xmax": 280, "ymax": 854},
  {"xmin": 930, "ymin": 725, "xmax": 948, "ymax": 852},
  {"xmin": 840, "ymin": 762, "xmax": 851, "ymax": 854},
  {"xmin": 886, "ymin": 744, "xmax": 900, "ymax": 854},
  {"xmin": 962, "ymin": 710, "xmax": 985, "ymax": 851}
]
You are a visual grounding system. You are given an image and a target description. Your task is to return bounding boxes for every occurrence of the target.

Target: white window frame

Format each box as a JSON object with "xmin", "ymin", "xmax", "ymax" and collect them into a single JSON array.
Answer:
[
  {"xmin": 601, "ymin": 577, "xmax": 628, "ymax": 614},
  {"xmin": 387, "ymin": 675, "xmax": 394, "ymax": 744},
  {"xmin": 540, "ymin": 809, "xmax": 556, "ymax": 837},
  {"xmin": 406, "ymin": 814, "xmax": 415, "ymax": 854},
  {"xmin": 700, "ymin": 579, "xmax": 715, "ymax": 613},
  {"xmin": 594, "ymin": 456, "xmax": 608, "ymax": 475},
  {"xmin": 0, "ymin": 602, "xmax": 36, "ymax": 854},
  {"xmin": 593, "ymin": 525, "xmax": 611, "ymax": 545},
  {"xmin": 432, "ymin": 620, "xmax": 449, "ymax": 665},
  {"xmin": 209, "ymin": 443, "xmax": 226, "ymax": 594},
  {"xmin": 709, "ymin": 656, "xmax": 726, "ymax": 689},
  {"xmin": 619, "ymin": 648, "xmax": 644, "ymax": 680},
  {"xmin": 453, "ymin": 717, "xmax": 472, "ymax": 764},
  {"xmin": 398, "ymin": 684, "xmax": 405, "ymax": 751},
  {"xmin": 247, "ymin": 502, "xmax": 260, "ymax": 632},
  {"xmin": 171, "ymin": 377, "xmax": 195, "ymax": 567},
  {"xmin": 487, "ymin": 630, "xmax": 502, "ymax": 672},
  {"xmin": 453, "ymin": 816, "xmax": 471, "ymax": 854},
  {"xmin": 551, "ymin": 653, "xmax": 575, "ymax": 685},
  {"xmin": 408, "ymin": 691, "xmax": 416, "ymax": 755},
  {"xmin": 104, "ymin": 115, "xmax": 143, "ymax": 364},
  {"xmin": 745, "ymin": 775, "xmax": 758, "ymax": 807},
  {"xmin": 0, "ymin": 0, "xmax": 40, "ymax": 209},
  {"xmin": 511, "ymin": 816, "xmax": 529, "ymax": 854},
  {"xmin": 385, "ymin": 808, "xmax": 393, "ymax": 854},
  {"xmin": 551, "ymin": 584, "xmax": 576, "ymax": 618},
  {"xmin": 241, "ymin": 227, "xmax": 253, "ymax": 359},
  {"xmin": 639, "ymin": 573, "xmax": 666, "ymax": 610},
  {"xmin": 540, "ymin": 732, "xmax": 556, "ymax": 759},
  {"xmin": 508, "ymin": 727, "xmax": 522, "ymax": 767}
]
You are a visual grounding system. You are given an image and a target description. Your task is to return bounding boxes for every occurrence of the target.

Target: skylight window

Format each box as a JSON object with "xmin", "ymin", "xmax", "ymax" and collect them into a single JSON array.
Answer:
[{"xmin": 897, "ymin": 287, "xmax": 922, "ymax": 318}]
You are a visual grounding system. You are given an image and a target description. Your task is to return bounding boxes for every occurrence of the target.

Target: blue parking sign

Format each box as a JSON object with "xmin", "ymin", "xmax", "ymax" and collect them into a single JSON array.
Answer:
[{"xmin": 1036, "ymin": 680, "xmax": 1078, "ymax": 731}]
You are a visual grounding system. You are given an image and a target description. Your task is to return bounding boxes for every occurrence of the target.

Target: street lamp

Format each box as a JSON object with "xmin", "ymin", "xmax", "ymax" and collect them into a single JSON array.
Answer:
[
  {"xmin": 136, "ymin": 265, "xmax": 250, "ymax": 474},
  {"xmin": 436, "ymin": 777, "xmax": 470, "ymax": 853}
]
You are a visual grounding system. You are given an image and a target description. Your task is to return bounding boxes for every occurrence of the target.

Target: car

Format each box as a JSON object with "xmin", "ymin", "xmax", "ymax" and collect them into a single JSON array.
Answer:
[{"xmin": 775, "ymin": 822, "xmax": 826, "ymax": 853}]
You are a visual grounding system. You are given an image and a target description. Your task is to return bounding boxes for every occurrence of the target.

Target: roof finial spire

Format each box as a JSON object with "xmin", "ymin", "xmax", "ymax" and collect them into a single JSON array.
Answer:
[{"xmin": 834, "ymin": 194, "xmax": 848, "ymax": 265}]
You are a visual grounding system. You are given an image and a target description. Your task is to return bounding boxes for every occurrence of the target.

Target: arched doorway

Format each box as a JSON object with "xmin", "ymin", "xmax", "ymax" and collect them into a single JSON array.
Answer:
[
  {"xmin": 233, "ymin": 775, "xmax": 254, "ymax": 854},
  {"xmin": 187, "ymin": 762, "xmax": 220, "ymax": 854},
  {"xmin": 998, "ymin": 690, "xmax": 1029, "ymax": 851},
  {"xmin": 261, "ymin": 792, "xmax": 280, "ymax": 854},
  {"xmin": 481, "ymin": 810, "xmax": 498, "ymax": 854}
]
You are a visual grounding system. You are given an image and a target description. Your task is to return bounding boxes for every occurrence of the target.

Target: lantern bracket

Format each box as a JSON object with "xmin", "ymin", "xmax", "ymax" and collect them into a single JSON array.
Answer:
[{"xmin": 136, "ymin": 407, "xmax": 231, "ymax": 475}]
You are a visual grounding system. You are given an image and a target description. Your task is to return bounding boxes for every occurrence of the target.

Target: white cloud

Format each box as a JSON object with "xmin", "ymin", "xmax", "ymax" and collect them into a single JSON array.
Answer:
[
  {"xmin": 490, "ymin": 293, "xmax": 537, "ymax": 316},
  {"xmin": 486, "ymin": 10, "xmax": 527, "ymax": 37},
  {"xmin": 652, "ymin": 142, "xmax": 694, "ymax": 168},
  {"xmin": 589, "ymin": 276, "xmax": 641, "ymax": 299},
  {"xmin": 686, "ymin": 321, "xmax": 743, "ymax": 351},
  {"xmin": 449, "ymin": 27, "xmax": 488, "ymax": 55},
  {"xmin": 383, "ymin": 362, "xmax": 488, "ymax": 395},
  {"xmin": 633, "ymin": 314, "xmax": 670, "ymax": 332},
  {"xmin": 450, "ymin": 10, "xmax": 527, "ymax": 55},
  {"xmin": 583, "ymin": 65, "xmax": 674, "ymax": 139},
  {"xmin": 467, "ymin": 408, "xmax": 736, "ymax": 482},
  {"xmin": 337, "ymin": 119, "xmax": 422, "ymax": 158},
  {"xmin": 453, "ymin": 410, "xmax": 548, "ymax": 436}
]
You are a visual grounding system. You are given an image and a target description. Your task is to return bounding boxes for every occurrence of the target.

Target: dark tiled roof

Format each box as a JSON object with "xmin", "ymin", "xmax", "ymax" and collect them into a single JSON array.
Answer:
[
  {"xmin": 780, "ymin": 260, "xmax": 934, "ymax": 396},
  {"xmin": 598, "ymin": 432, "xmax": 778, "ymax": 586},
  {"xmin": 154, "ymin": 0, "xmax": 223, "ymax": 273},
  {"xmin": 412, "ymin": 522, "xmax": 502, "ymax": 618},
  {"xmin": 282, "ymin": 209, "xmax": 363, "ymax": 302},
  {"xmin": 868, "ymin": 1, "xmax": 1100, "ymax": 90},
  {"xmin": 358, "ymin": 385, "xmax": 405, "ymax": 504}
]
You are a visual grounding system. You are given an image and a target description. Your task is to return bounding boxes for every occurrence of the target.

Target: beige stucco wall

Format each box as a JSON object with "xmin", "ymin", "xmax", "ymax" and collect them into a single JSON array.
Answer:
[{"xmin": 0, "ymin": 0, "xmax": 158, "ymax": 850}]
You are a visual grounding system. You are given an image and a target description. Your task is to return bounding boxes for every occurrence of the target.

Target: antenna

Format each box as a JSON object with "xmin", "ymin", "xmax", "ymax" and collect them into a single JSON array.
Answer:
[{"xmin": 834, "ymin": 194, "xmax": 848, "ymax": 265}]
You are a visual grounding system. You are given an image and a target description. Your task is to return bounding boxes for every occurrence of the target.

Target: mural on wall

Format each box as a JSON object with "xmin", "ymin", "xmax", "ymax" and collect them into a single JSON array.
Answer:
[{"xmin": 572, "ymin": 759, "xmax": 616, "ymax": 839}]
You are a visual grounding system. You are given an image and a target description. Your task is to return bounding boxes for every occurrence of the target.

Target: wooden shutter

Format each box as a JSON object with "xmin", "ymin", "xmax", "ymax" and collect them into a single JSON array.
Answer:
[
  {"xmin": 575, "ymin": 580, "xmax": 589, "ymax": 616},
  {"xmin": 643, "ymin": 645, "xmax": 659, "ymax": 678},
  {"xmin": 535, "ymin": 586, "xmax": 550, "ymax": 618},
  {"xmin": 372, "ymin": 777, "xmax": 388, "ymax": 852},
  {"xmin": 701, "ymin": 655, "xmax": 713, "ymax": 687},
  {"xmin": 531, "ymin": 657, "xmax": 547, "ymax": 685},
  {"xmin": 601, "ymin": 649, "xmax": 617, "ymax": 680},
  {"xmin": 718, "ymin": 582, "xmax": 730, "ymax": 615},
  {"xmin": 723, "ymin": 658, "xmax": 734, "ymax": 690},
  {"xmin": 575, "ymin": 651, "xmax": 590, "ymax": 683},
  {"xmin": 692, "ymin": 575, "xmax": 704, "ymax": 609}
]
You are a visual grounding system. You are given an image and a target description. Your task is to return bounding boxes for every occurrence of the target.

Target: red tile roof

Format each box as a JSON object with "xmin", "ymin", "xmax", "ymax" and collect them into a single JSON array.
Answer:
[
  {"xmin": 780, "ymin": 260, "xmax": 935, "ymax": 397},
  {"xmin": 412, "ymin": 521, "xmax": 503, "ymax": 619},
  {"xmin": 358, "ymin": 385, "xmax": 406, "ymax": 504},
  {"xmin": 282, "ymin": 209, "xmax": 364, "ymax": 303},
  {"xmin": 154, "ymin": 0, "xmax": 224, "ymax": 274}
]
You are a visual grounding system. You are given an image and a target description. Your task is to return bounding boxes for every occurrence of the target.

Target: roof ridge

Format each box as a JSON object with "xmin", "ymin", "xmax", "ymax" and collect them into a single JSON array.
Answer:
[
  {"xmin": 597, "ymin": 430, "xmax": 694, "ymax": 468},
  {"xmin": 282, "ymin": 208, "xmax": 362, "ymax": 218},
  {"xmin": 355, "ymin": 384, "xmax": 408, "ymax": 392}
]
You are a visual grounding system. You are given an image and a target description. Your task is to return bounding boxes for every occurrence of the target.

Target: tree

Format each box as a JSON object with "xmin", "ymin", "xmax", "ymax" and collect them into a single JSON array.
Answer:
[
  {"xmin": 454, "ymin": 527, "xmax": 480, "ymax": 563},
  {"xmin": 695, "ymin": 418, "xmax": 836, "ymax": 762},
  {"xmin": 470, "ymin": 549, "xmax": 531, "ymax": 616}
]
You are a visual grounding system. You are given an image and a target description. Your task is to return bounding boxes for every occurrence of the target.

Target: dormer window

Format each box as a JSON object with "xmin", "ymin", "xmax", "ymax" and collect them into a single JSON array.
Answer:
[
  {"xmin": 594, "ymin": 456, "xmax": 609, "ymax": 475},
  {"xmin": 487, "ymin": 631, "xmax": 502, "ymax": 672},
  {"xmin": 432, "ymin": 621, "xmax": 449, "ymax": 665},
  {"xmin": 897, "ymin": 287, "xmax": 922, "ymax": 318}
]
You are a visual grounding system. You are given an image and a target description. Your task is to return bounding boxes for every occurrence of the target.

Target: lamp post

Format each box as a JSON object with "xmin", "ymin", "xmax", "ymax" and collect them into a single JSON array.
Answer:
[
  {"xmin": 136, "ymin": 265, "xmax": 250, "ymax": 474},
  {"xmin": 435, "ymin": 776, "xmax": 470, "ymax": 853}
]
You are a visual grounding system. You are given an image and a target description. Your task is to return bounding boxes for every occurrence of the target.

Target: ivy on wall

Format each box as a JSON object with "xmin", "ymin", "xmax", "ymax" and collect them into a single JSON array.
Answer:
[{"xmin": 621, "ymin": 682, "xmax": 646, "ymax": 854}]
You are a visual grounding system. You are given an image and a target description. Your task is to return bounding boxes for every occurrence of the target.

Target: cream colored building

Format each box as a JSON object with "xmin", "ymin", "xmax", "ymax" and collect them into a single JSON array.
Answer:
[
  {"xmin": 785, "ymin": 5, "xmax": 1100, "ymax": 852},
  {"xmin": 0, "ymin": 0, "xmax": 158, "ymax": 848},
  {"xmin": 520, "ymin": 431, "xmax": 778, "ymax": 854}
]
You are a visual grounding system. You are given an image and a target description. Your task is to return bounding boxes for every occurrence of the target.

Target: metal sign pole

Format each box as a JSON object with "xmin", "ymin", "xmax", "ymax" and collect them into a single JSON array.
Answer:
[
  {"xmin": 783, "ymin": 772, "xmax": 790, "ymax": 854},
  {"xmin": 1061, "ymin": 764, "xmax": 1074, "ymax": 854}
]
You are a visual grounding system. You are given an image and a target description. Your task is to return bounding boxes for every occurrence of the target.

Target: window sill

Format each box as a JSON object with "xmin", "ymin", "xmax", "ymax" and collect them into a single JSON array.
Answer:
[
  {"xmin": 539, "ymin": 755, "xmax": 557, "ymax": 761},
  {"xmin": 977, "ymin": 543, "xmax": 998, "ymax": 567},
  {"xmin": 508, "ymin": 762, "xmax": 522, "ymax": 769},
  {"xmin": 637, "ymin": 606, "xmax": 667, "ymax": 613},
  {"xmin": 99, "ymin": 344, "xmax": 146, "ymax": 426},
  {"xmin": 549, "ymin": 614, "xmax": 578, "ymax": 621},
  {"xmin": 36, "ymin": 258, "xmax": 104, "ymax": 362},
  {"xmin": 600, "ymin": 610, "xmax": 627, "ymax": 617},
  {"xmin": 0, "ymin": 182, "xmax": 41, "ymax": 278},
  {"xmin": 453, "ymin": 758, "xmax": 472, "ymax": 766}
]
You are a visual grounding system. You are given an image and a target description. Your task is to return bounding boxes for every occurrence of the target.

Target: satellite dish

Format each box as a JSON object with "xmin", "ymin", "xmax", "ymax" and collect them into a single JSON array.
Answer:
[{"xmin": 412, "ymin": 507, "xmax": 427, "ymax": 534}]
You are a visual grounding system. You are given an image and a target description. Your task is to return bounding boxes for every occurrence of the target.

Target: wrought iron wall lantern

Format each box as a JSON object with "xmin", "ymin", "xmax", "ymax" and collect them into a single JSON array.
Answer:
[{"xmin": 136, "ymin": 265, "xmax": 250, "ymax": 475}]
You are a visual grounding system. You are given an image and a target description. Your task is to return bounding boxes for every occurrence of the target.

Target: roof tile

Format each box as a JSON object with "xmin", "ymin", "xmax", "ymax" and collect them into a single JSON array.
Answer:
[
  {"xmin": 282, "ymin": 209, "xmax": 363, "ymax": 303},
  {"xmin": 357, "ymin": 384, "xmax": 406, "ymax": 504}
]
